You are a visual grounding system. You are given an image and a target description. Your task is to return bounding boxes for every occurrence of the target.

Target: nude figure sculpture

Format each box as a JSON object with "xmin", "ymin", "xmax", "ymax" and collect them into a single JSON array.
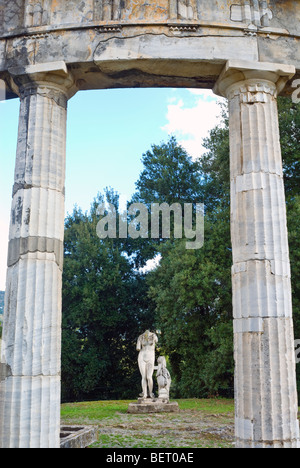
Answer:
[
  {"xmin": 136, "ymin": 330, "xmax": 158, "ymax": 399},
  {"xmin": 156, "ymin": 356, "xmax": 172, "ymax": 401}
]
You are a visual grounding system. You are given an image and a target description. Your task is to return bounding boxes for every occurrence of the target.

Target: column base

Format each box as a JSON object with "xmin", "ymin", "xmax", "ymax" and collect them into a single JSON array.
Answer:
[
  {"xmin": 236, "ymin": 437, "xmax": 300, "ymax": 449},
  {"xmin": 0, "ymin": 375, "xmax": 61, "ymax": 448}
]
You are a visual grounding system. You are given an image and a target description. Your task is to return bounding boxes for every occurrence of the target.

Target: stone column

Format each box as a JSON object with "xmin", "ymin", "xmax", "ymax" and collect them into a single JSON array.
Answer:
[
  {"xmin": 0, "ymin": 62, "xmax": 76, "ymax": 448},
  {"xmin": 214, "ymin": 61, "xmax": 299, "ymax": 448}
]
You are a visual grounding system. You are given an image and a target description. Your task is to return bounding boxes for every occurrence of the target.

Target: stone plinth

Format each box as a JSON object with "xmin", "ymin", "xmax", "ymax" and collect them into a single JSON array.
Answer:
[
  {"xmin": 60, "ymin": 425, "xmax": 98, "ymax": 449},
  {"xmin": 127, "ymin": 398, "xmax": 179, "ymax": 414}
]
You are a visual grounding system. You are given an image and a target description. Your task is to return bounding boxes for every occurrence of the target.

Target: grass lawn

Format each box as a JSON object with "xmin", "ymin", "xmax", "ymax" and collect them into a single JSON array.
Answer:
[{"xmin": 61, "ymin": 399, "xmax": 235, "ymax": 448}]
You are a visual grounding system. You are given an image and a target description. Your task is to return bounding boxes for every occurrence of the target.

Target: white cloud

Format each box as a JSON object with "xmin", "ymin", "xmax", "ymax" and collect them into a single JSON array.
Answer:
[
  {"xmin": 139, "ymin": 254, "xmax": 162, "ymax": 274},
  {"xmin": 162, "ymin": 89, "xmax": 225, "ymax": 160}
]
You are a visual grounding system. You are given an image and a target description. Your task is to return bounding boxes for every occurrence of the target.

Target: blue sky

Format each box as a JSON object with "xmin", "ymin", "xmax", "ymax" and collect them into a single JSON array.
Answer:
[{"xmin": 0, "ymin": 88, "xmax": 223, "ymax": 290}]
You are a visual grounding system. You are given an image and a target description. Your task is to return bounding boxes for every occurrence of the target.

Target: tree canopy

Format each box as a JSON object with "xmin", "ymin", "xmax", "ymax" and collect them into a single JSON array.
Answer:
[
  {"xmin": 61, "ymin": 192, "xmax": 156, "ymax": 401},
  {"xmin": 61, "ymin": 97, "xmax": 300, "ymax": 401}
]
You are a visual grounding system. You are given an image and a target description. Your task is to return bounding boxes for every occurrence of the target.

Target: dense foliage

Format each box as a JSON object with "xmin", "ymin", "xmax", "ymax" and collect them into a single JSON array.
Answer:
[
  {"xmin": 61, "ymin": 192, "xmax": 156, "ymax": 402},
  {"xmin": 61, "ymin": 97, "xmax": 300, "ymax": 401}
]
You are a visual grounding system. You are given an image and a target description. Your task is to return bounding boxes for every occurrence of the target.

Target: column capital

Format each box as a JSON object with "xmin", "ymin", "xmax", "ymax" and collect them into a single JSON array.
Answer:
[
  {"xmin": 214, "ymin": 60, "xmax": 295, "ymax": 99},
  {"xmin": 8, "ymin": 61, "xmax": 77, "ymax": 105}
]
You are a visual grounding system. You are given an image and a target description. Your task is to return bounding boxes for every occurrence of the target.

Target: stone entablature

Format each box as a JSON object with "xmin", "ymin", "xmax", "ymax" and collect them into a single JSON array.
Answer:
[
  {"xmin": 0, "ymin": 1, "xmax": 299, "ymax": 98},
  {"xmin": 0, "ymin": 1, "xmax": 299, "ymax": 33}
]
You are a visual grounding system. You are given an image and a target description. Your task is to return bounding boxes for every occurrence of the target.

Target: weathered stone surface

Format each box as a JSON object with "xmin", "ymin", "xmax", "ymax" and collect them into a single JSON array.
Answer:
[
  {"xmin": 0, "ymin": 375, "xmax": 61, "ymax": 448},
  {"xmin": 0, "ymin": 1, "xmax": 299, "ymax": 96},
  {"xmin": 7, "ymin": 237, "xmax": 64, "ymax": 270},
  {"xmin": 0, "ymin": 65, "xmax": 75, "ymax": 449}
]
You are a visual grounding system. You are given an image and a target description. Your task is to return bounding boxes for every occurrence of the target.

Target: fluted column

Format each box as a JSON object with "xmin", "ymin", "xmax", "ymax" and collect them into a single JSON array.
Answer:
[
  {"xmin": 214, "ymin": 61, "xmax": 298, "ymax": 448},
  {"xmin": 0, "ymin": 62, "xmax": 76, "ymax": 448}
]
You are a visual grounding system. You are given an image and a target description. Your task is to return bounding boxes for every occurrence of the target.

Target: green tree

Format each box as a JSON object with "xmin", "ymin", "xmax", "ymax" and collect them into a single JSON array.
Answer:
[
  {"xmin": 61, "ymin": 98, "xmax": 300, "ymax": 402},
  {"xmin": 147, "ymin": 222, "xmax": 233, "ymax": 397},
  {"xmin": 135, "ymin": 135, "xmax": 202, "ymax": 206},
  {"xmin": 198, "ymin": 103, "xmax": 230, "ymax": 212},
  {"xmin": 134, "ymin": 126, "xmax": 234, "ymax": 397},
  {"xmin": 127, "ymin": 135, "xmax": 204, "ymax": 268},
  {"xmin": 61, "ymin": 190, "xmax": 155, "ymax": 402},
  {"xmin": 145, "ymin": 98, "xmax": 300, "ymax": 398},
  {"xmin": 278, "ymin": 97, "xmax": 300, "ymax": 198}
]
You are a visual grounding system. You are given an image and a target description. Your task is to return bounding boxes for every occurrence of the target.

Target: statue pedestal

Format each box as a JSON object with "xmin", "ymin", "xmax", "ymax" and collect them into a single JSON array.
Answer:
[{"xmin": 127, "ymin": 398, "xmax": 179, "ymax": 414}]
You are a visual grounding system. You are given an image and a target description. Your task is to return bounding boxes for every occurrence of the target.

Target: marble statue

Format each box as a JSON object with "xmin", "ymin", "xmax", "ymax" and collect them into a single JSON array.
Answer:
[
  {"xmin": 136, "ymin": 330, "xmax": 158, "ymax": 399},
  {"xmin": 156, "ymin": 356, "xmax": 171, "ymax": 401},
  {"xmin": 128, "ymin": 336, "xmax": 179, "ymax": 413}
]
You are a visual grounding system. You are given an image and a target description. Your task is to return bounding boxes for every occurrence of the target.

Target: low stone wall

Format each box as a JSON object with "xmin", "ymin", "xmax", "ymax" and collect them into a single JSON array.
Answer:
[{"xmin": 60, "ymin": 425, "xmax": 98, "ymax": 449}]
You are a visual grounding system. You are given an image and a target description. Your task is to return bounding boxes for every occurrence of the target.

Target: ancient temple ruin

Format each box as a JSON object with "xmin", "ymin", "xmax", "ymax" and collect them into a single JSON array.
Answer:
[{"xmin": 0, "ymin": 0, "xmax": 299, "ymax": 448}]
